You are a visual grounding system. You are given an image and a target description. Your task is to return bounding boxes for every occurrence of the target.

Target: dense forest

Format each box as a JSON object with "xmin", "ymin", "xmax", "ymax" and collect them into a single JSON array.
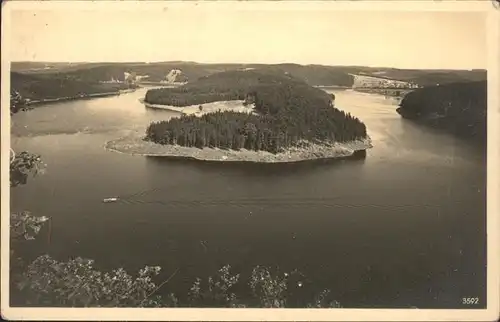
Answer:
[
  {"xmin": 397, "ymin": 81, "xmax": 487, "ymax": 143},
  {"xmin": 145, "ymin": 71, "xmax": 367, "ymax": 154},
  {"xmin": 10, "ymin": 72, "xmax": 132, "ymax": 102},
  {"xmin": 144, "ymin": 69, "xmax": 300, "ymax": 106}
]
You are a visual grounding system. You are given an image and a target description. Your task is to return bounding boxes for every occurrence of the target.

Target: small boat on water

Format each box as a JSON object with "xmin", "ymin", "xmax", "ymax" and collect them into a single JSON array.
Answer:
[{"xmin": 103, "ymin": 197, "xmax": 119, "ymax": 203}]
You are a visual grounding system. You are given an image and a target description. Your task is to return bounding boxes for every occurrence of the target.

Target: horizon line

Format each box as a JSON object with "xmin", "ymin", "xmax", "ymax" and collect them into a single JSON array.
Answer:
[{"xmin": 9, "ymin": 60, "xmax": 487, "ymax": 72}]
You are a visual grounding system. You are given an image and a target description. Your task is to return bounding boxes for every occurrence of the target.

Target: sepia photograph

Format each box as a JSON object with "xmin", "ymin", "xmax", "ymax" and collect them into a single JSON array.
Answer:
[{"xmin": 1, "ymin": 0, "xmax": 499, "ymax": 321}]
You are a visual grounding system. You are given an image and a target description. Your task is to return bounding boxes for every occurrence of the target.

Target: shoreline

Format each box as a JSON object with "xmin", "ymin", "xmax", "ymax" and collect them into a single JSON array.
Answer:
[
  {"xmin": 22, "ymin": 88, "xmax": 139, "ymax": 107},
  {"xmin": 104, "ymin": 131, "xmax": 373, "ymax": 164},
  {"xmin": 137, "ymin": 81, "xmax": 187, "ymax": 87},
  {"xmin": 313, "ymin": 85, "xmax": 351, "ymax": 89},
  {"xmin": 140, "ymin": 99, "xmax": 257, "ymax": 116},
  {"xmin": 26, "ymin": 91, "xmax": 122, "ymax": 106},
  {"xmin": 140, "ymin": 98, "xmax": 184, "ymax": 112},
  {"xmin": 353, "ymin": 88, "xmax": 415, "ymax": 97}
]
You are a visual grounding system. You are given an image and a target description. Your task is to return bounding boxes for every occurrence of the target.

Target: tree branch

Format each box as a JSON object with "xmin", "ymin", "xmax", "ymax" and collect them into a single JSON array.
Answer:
[{"xmin": 140, "ymin": 268, "xmax": 179, "ymax": 306}]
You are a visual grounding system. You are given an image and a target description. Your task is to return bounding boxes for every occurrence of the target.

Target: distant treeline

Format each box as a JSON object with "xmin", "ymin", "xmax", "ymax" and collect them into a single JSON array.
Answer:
[
  {"xmin": 397, "ymin": 81, "xmax": 487, "ymax": 143},
  {"xmin": 145, "ymin": 71, "xmax": 367, "ymax": 153},
  {"xmin": 10, "ymin": 72, "xmax": 132, "ymax": 103},
  {"xmin": 364, "ymin": 69, "xmax": 486, "ymax": 87},
  {"xmin": 144, "ymin": 69, "xmax": 297, "ymax": 106},
  {"xmin": 12, "ymin": 61, "xmax": 486, "ymax": 89},
  {"xmin": 12, "ymin": 63, "xmax": 356, "ymax": 86}
]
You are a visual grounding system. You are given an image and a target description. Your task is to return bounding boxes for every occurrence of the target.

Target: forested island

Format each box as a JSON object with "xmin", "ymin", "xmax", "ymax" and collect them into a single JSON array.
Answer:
[
  {"xmin": 396, "ymin": 81, "xmax": 487, "ymax": 144},
  {"xmin": 108, "ymin": 70, "xmax": 371, "ymax": 162}
]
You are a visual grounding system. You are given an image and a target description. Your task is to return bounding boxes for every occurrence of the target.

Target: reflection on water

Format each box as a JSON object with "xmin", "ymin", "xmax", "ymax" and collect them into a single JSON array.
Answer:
[{"xmin": 10, "ymin": 88, "xmax": 486, "ymax": 308}]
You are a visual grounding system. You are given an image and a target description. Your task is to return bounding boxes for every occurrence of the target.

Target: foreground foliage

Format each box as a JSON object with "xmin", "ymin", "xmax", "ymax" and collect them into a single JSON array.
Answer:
[
  {"xmin": 17, "ymin": 257, "xmax": 341, "ymax": 308},
  {"xmin": 10, "ymin": 151, "xmax": 46, "ymax": 188},
  {"xmin": 145, "ymin": 70, "xmax": 367, "ymax": 153},
  {"xmin": 18, "ymin": 256, "xmax": 166, "ymax": 307}
]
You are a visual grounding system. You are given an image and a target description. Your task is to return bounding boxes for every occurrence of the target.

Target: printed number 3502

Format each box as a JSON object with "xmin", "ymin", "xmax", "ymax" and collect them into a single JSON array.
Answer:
[{"xmin": 462, "ymin": 298, "xmax": 479, "ymax": 305}]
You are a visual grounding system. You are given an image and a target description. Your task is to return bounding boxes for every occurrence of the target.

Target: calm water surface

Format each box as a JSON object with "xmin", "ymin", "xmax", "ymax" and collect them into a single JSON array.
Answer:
[{"xmin": 11, "ymin": 88, "xmax": 486, "ymax": 308}]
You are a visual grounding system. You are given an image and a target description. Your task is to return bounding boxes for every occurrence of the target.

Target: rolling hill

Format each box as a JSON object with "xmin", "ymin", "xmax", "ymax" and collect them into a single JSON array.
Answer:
[{"xmin": 11, "ymin": 61, "xmax": 486, "ymax": 88}]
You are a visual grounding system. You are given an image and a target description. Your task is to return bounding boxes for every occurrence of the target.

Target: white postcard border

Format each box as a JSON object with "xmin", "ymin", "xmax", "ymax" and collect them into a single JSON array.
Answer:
[{"xmin": 1, "ymin": 1, "xmax": 499, "ymax": 321}]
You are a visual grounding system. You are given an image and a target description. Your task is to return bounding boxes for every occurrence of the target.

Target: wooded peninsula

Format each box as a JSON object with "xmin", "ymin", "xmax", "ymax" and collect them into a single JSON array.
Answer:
[
  {"xmin": 143, "ymin": 70, "xmax": 369, "ymax": 156},
  {"xmin": 397, "ymin": 81, "xmax": 487, "ymax": 144}
]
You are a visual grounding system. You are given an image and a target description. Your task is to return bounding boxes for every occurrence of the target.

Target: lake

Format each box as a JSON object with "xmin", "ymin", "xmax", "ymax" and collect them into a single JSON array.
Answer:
[{"xmin": 10, "ymin": 88, "xmax": 487, "ymax": 308}]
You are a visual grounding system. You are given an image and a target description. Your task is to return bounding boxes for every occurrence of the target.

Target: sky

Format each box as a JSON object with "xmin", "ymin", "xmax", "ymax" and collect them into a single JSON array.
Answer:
[{"xmin": 8, "ymin": 7, "xmax": 487, "ymax": 69}]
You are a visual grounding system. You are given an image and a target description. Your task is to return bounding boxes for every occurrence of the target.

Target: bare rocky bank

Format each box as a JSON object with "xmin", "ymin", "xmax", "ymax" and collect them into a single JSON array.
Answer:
[
  {"xmin": 105, "ymin": 131, "xmax": 372, "ymax": 163},
  {"xmin": 141, "ymin": 99, "xmax": 257, "ymax": 116}
]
